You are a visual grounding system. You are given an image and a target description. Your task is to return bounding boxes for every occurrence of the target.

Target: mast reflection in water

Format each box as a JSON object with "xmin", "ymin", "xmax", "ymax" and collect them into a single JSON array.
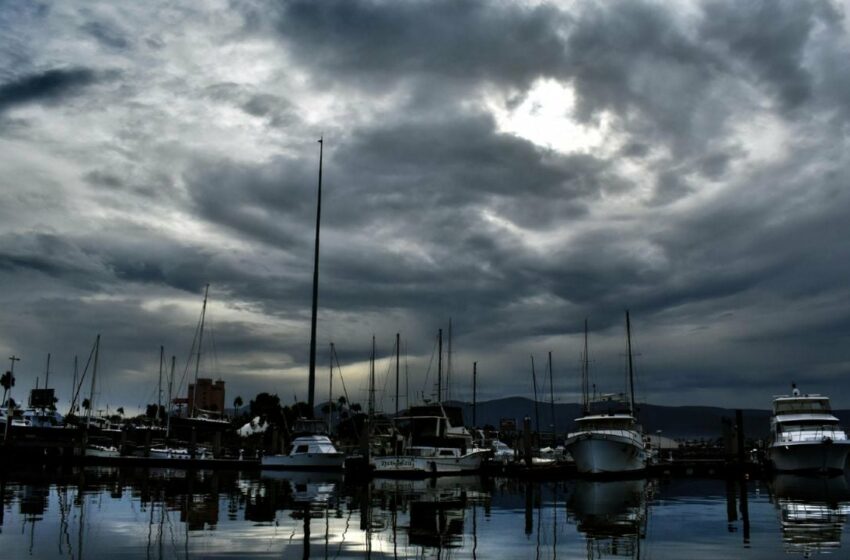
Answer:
[{"xmin": 1, "ymin": 466, "xmax": 850, "ymax": 558}]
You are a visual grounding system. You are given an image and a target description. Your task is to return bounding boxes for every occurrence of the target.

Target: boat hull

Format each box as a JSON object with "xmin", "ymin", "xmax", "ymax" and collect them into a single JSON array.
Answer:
[
  {"xmin": 261, "ymin": 452, "xmax": 345, "ymax": 470},
  {"xmin": 565, "ymin": 432, "xmax": 647, "ymax": 475},
  {"xmin": 371, "ymin": 452, "xmax": 486, "ymax": 476},
  {"xmin": 768, "ymin": 440, "xmax": 850, "ymax": 473}
]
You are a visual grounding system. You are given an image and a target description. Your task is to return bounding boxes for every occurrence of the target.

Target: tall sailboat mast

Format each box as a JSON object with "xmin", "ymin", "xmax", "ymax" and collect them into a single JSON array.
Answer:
[
  {"xmin": 308, "ymin": 138, "xmax": 324, "ymax": 411},
  {"xmin": 626, "ymin": 310, "xmax": 636, "ymax": 417},
  {"xmin": 191, "ymin": 284, "xmax": 209, "ymax": 419}
]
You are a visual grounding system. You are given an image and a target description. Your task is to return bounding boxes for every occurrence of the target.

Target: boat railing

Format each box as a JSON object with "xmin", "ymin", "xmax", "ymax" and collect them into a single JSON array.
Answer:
[{"xmin": 567, "ymin": 428, "xmax": 644, "ymax": 444}]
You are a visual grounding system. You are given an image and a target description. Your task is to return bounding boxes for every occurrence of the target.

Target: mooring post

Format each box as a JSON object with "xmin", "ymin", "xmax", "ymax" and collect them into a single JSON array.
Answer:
[
  {"xmin": 735, "ymin": 409, "xmax": 746, "ymax": 466},
  {"xmin": 523, "ymin": 416, "xmax": 533, "ymax": 468}
]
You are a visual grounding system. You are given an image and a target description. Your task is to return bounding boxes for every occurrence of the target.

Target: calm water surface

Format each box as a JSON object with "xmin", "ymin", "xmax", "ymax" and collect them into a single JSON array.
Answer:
[{"xmin": 1, "ymin": 466, "xmax": 848, "ymax": 558}]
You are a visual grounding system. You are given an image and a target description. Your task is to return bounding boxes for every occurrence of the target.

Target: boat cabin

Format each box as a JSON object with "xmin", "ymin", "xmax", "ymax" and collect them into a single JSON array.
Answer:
[
  {"xmin": 773, "ymin": 395, "xmax": 832, "ymax": 415},
  {"xmin": 287, "ymin": 435, "xmax": 338, "ymax": 456}
]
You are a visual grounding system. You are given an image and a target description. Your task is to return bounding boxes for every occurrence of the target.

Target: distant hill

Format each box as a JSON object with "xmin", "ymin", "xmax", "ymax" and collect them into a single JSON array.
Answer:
[
  {"xmin": 440, "ymin": 397, "xmax": 850, "ymax": 440},
  {"xmin": 314, "ymin": 397, "xmax": 850, "ymax": 440}
]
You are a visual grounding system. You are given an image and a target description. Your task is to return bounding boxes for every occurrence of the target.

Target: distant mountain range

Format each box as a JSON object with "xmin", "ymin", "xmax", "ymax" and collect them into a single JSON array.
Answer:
[
  {"xmin": 311, "ymin": 397, "xmax": 849, "ymax": 439},
  {"xmin": 435, "ymin": 397, "xmax": 850, "ymax": 440}
]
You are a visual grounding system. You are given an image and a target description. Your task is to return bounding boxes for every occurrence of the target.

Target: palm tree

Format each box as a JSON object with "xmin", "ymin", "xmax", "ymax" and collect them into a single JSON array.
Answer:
[{"xmin": 233, "ymin": 396, "xmax": 243, "ymax": 418}]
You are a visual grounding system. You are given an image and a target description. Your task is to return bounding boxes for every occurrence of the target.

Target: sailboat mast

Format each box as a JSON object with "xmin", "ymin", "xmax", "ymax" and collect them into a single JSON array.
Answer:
[
  {"xmin": 472, "ymin": 361, "xmax": 477, "ymax": 427},
  {"xmin": 157, "ymin": 346, "xmax": 164, "ymax": 424},
  {"xmin": 395, "ymin": 333, "xmax": 400, "ymax": 417},
  {"xmin": 368, "ymin": 336, "xmax": 375, "ymax": 417},
  {"xmin": 328, "ymin": 342, "xmax": 333, "ymax": 428},
  {"xmin": 87, "ymin": 335, "xmax": 100, "ymax": 425},
  {"xmin": 626, "ymin": 310, "xmax": 635, "ymax": 416},
  {"xmin": 308, "ymin": 138, "xmax": 324, "ymax": 411},
  {"xmin": 166, "ymin": 356, "xmax": 175, "ymax": 438},
  {"xmin": 437, "ymin": 329, "xmax": 443, "ymax": 402},
  {"xmin": 447, "ymin": 318, "xmax": 452, "ymax": 401},
  {"xmin": 548, "ymin": 351, "xmax": 555, "ymax": 435},
  {"xmin": 531, "ymin": 355, "xmax": 540, "ymax": 433},
  {"xmin": 192, "ymin": 284, "xmax": 209, "ymax": 419},
  {"xmin": 582, "ymin": 319, "xmax": 589, "ymax": 415},
  {"xmin": 44, "ymin": 353, "xmax": 50, "ymax": 390}
]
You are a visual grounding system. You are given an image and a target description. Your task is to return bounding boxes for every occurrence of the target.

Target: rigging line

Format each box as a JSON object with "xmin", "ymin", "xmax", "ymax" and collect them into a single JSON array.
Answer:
[
  {"xmin": 68, "ymin": 338, "xmax": 97, "ymax": 415},
  {"xmin": 377, "ymin": 337, "xmax": 398, "ymax": 412},
  {"xmin": 420, "ymin": 335, "xmax": 439, "ymax": 399},
  {"xmin": 404, "ymin": 341, "xmax": 409, "ymax": 413},
  {"xmin": 175, "ymin": 315, "xmax": 203, "ymax": 410},
  {"xmin": 332, "ymin": 345, "xmax": 351, "ymax": 408}
]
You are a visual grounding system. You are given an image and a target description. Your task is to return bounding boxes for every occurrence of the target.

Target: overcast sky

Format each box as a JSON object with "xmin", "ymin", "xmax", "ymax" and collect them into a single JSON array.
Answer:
[{"xmin": 2, "ymin": 0, "xmax": 850, "ymax": 415}]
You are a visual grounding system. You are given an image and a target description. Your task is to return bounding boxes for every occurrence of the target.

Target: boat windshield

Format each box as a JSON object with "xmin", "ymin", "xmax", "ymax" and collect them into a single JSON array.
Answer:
[
  {"xmin": 775, "ymin": 399, "xmax": 831, "ymax": 414},
  {"xmin": 778, "ymin": 419, "xmax": 839, "ymax": 431}
]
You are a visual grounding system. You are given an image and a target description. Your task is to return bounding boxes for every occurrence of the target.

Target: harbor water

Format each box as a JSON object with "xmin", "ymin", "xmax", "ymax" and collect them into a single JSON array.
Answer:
[{"xmin": 1, "ymin": 466, "xmax": 848, "ymax": 558}]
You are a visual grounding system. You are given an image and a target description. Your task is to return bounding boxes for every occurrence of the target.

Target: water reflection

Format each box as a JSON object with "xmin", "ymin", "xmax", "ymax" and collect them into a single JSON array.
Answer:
[
  {"xmin": 769, "ymin": 474, "xmax": 850, "ymax": 557},
  {"xmin": 1, "ymin": 467, "xmax": 850, "ymax": 558},
  {"xmin": 567, "ymin": 479, "xmax": 652, "ymax": 559}
]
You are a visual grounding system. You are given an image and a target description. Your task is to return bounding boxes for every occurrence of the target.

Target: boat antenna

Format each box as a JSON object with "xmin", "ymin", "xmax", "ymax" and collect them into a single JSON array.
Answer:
[
  {"xmin": 191, "ymin": 284, "xmax": 209, "ymax": 419},
  {"xmin": 307, "ymin": 137, "xmax": 324, "ymax": 412},
  {"xmin": 626, "ymin": 310, "xmax": 636, "ymax": 417}
]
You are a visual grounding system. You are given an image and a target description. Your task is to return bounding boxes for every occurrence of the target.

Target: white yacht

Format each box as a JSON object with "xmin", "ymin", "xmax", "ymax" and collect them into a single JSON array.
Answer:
[
  {"xmin": 565, "ymin": 408, "xmax": 647, "ymax": 475},
  {"xmin": 767, "ymin": 388, "xmax": 850, "ymax": 473},
  {"xmin": 261, "ymin": 434, "xmax": 345, "ymax": 470},
  {"xmin": 370, "ymin": 404, "xmax": 488, "ymax": 476},
  {"xmin": 564, "ymin": 315, "xmax": 648, "ymax": 475}
]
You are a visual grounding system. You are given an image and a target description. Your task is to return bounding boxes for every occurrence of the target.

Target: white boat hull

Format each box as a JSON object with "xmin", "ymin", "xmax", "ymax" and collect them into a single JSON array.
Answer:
[
  {"xmin": 565, "ymin": 433, "xmax": 647, "ymax": 475},
  {"xmin": 261, "ymin": 452, "xmax": 345, "ymax": 470},
  {"xmin": 85, "ymin": 447, "xmax": 121, "ymax": 458},
  {"xmin": 768, "ymin": 440, "xmax": 850, "ymax": 473},
  {"xmin": 148, "ymin": 448, "xmax": 202, "ymax": 460},
  {"xmin": 371, "ymin": 451, "xmax": 486, "ymax": 476}
]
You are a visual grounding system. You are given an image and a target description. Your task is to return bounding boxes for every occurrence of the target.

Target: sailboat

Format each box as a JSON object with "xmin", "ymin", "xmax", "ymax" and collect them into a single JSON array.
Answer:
[
  {"xmin": 171, "ymin": 284, "xmax": 230, "ymax": 431},
  {"xmin": 564, "ymin": 313, "xmax": 647, "ymax": 475},
  {"xmin": 261, "ymin": 138, "xmax": 345, "ymax": 471},
  {"xmin": 370, "ymin": 328, "xmax": 488, "ymax": 476}
]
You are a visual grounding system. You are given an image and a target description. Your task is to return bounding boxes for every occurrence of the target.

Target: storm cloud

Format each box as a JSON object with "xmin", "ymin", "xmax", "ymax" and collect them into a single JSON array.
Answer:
[{"xmin": 1, "ymin": 0, "xmax": 849, "ymax": 414}]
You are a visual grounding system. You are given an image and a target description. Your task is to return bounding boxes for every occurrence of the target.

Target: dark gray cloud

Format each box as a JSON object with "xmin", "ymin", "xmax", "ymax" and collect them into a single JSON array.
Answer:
[
  {"xmin": 0, "ymin": 67, "xmax": 99, "ymax": 112},
  {"xmin": 1, "ymin": 0, "xmax": 849, "ymax": 411}
]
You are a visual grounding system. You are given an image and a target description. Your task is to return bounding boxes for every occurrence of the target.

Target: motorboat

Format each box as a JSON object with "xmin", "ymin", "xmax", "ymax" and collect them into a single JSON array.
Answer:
[
  {"xmin": 767, "ymin": 388, "xmax": 850, "ymax": 473},
  {"xmin": 564, "ymin": 409, "xmax": 647, "ymax": 475},
  {"xmin": 564, "ymin": 315, "xmax": 647, "ymax": 475},
  {"xmin": 261, "ymin": 434, "xmax": 345, "ymax": 470},
  {"xmin": 370, "ymin": 403, "xmax": 488, "ymax": 476}
]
